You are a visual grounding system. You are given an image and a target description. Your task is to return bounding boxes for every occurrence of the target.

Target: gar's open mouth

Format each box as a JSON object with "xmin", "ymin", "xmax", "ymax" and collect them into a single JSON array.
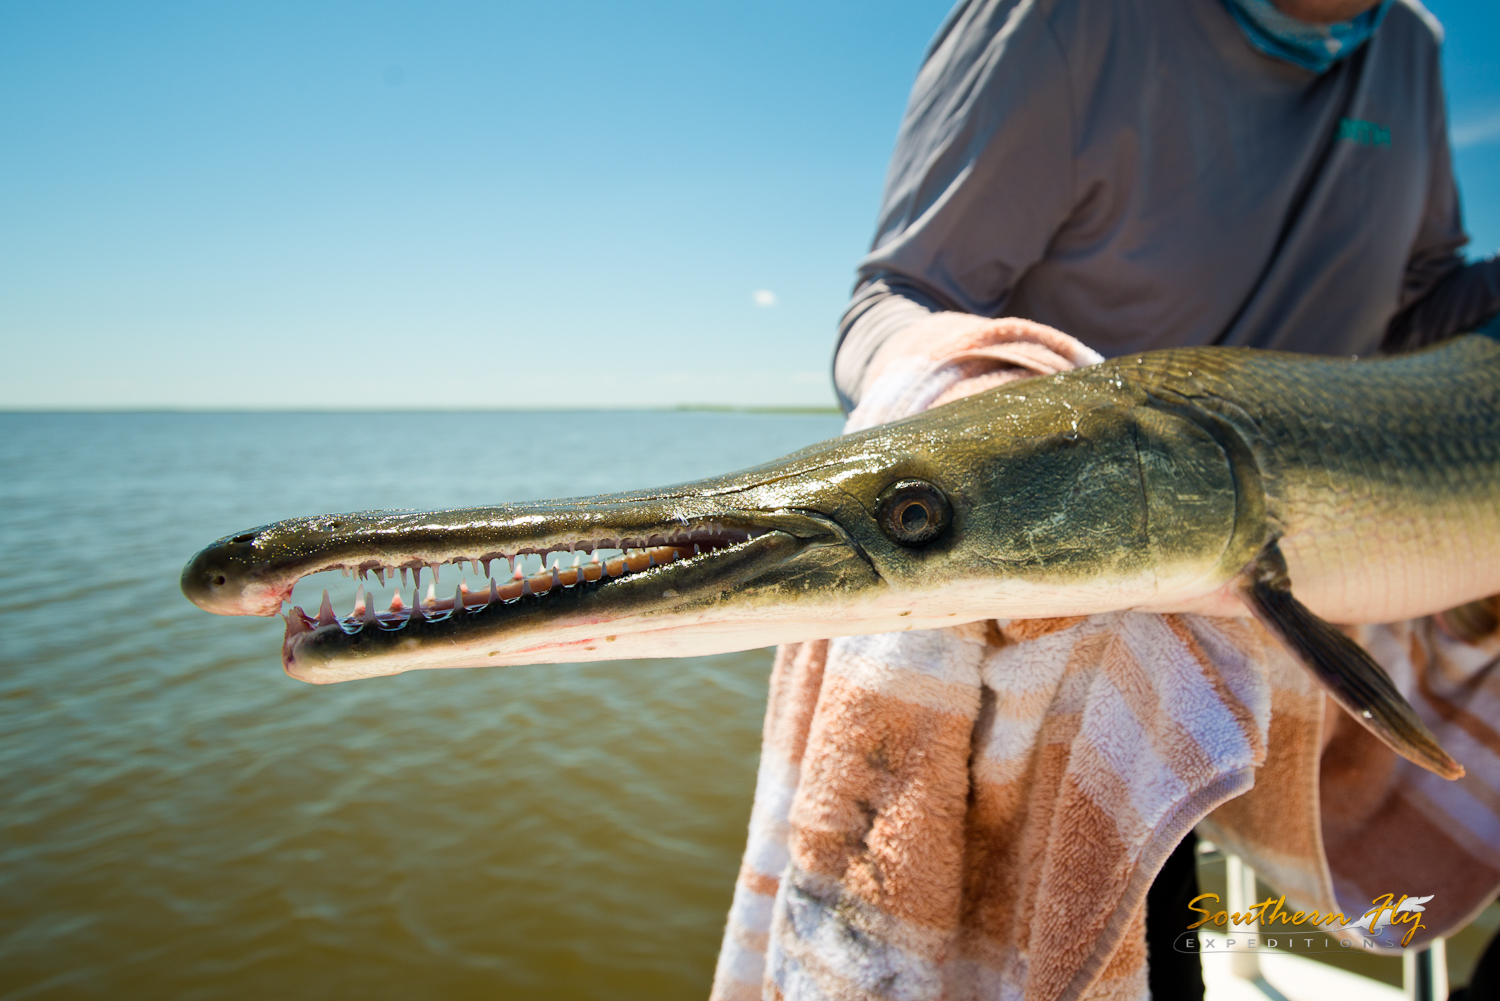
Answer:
[
  {"xmin": 277, "ymin": 521, "xmax": 773, "ymax": 659},
  {"xmin": 184, "ymin": 465, "xmax": 874, "ymax": 680}
]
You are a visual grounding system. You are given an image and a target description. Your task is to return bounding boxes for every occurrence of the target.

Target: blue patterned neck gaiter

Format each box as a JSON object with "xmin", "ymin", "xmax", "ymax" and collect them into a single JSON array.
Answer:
[{"xmin": 1221, "ymin": 0, "xmax": 1392, "ymax": 73}]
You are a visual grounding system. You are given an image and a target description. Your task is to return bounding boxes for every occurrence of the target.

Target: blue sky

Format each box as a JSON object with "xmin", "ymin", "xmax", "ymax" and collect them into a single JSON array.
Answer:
[{"xmin": 2, "ymin": 0, "xmax": 1498, "ymax": 409}]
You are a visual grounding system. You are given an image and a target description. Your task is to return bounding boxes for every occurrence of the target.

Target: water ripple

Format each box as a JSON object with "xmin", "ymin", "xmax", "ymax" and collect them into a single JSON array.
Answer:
[{"xmin": 0, "ymin": 410, "xmax": 843, "ymax": 1000}]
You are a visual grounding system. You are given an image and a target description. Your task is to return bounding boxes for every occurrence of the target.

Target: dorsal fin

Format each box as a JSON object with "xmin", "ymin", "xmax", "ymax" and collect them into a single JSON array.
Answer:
[{"xmin": 1239, "ymin": 542, "xmax": 1464, "ymax": 780}]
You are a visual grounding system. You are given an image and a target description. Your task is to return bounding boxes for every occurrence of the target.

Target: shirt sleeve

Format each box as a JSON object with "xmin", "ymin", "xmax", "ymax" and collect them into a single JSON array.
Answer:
[
  {"xmin": 1381, "ymin": 258, "xmax": 1500, "ymax": 352},
  {"xmin": 833, "ymin": 0, "xmax": 1078, "ymax": 410},
  {"xmin": 1381, "ymin": 63, "xmax": 1500, "ymax": 352}
]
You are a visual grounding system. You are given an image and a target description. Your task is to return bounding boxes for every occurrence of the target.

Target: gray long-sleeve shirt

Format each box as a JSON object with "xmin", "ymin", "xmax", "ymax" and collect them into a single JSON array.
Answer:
[{"xmin": 835, "ymin": 0, "xmax": 1500, "ymax": 411}]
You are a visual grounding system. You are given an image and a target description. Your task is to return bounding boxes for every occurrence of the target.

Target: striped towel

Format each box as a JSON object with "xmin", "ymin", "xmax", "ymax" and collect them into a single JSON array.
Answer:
[{"xmin": 710, "ymin": 314, "xmax": 1500, "ymax": 1001}]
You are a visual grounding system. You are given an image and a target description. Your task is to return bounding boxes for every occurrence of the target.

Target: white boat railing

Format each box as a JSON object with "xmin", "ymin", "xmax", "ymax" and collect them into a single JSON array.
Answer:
[{"xmin": 1402, "ymin": 937, "xmax": 1446, "ymax": 1001}]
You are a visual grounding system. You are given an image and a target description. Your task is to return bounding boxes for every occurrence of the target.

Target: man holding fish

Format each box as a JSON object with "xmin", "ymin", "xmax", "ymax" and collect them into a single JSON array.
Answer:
[{"xmin": 831, "ymin": 0, "xmax": 1500, "ymax": 997}]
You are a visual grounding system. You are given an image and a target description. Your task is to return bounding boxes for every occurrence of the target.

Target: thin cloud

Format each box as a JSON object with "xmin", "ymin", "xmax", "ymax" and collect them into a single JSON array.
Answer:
[
  {"xmin": 1452, "ymin": 109, "xmax": 1500, "ymax": 150},
  {"xmin": 752, "ymin": 289, "xmax": 777, "ymax": 307}
]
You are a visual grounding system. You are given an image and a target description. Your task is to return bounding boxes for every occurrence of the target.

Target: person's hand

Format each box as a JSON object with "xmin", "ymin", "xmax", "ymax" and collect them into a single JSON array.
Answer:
[{"xmin": 848, "ymin": 313, "xmax": 1103, "ymax": 430}]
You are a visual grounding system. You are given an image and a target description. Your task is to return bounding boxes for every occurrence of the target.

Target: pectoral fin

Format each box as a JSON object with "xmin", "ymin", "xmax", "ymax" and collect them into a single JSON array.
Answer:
[{"xmin": 1238, "ymin": 542, "xmax": 1464, "ymax": 781}]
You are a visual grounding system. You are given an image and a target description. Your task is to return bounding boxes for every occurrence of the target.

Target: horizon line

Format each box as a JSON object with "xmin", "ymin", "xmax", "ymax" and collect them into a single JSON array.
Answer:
[{"xmin": 0, "ymin": 404, "xmax": 845, "ymax": 416}]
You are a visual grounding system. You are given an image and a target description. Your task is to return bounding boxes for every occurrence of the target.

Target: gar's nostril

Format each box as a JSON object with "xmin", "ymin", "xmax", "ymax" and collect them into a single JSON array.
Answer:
[
  {"xmin": 231, "ymin": 533, "xmax": 255, "ymax": 544},
  {"xmin": 212, "ymin": 575, "xmax": 227, "ymax": 587}
]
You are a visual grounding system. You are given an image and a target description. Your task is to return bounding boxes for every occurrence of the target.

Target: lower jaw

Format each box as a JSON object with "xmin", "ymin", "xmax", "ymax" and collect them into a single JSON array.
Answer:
[
  {"xmin": 281, "ymin": 605, "xmax": 997, "ymax": 683},
  {"xmin": 282, "ymin": 617, "xmax": 771, "ymax": 682}
]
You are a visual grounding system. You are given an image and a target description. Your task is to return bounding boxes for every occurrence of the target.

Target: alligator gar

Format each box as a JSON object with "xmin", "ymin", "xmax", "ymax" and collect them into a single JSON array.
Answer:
[{"xmin": 182, "ymin": 335, "xmax": 1500, "ymax": 780}]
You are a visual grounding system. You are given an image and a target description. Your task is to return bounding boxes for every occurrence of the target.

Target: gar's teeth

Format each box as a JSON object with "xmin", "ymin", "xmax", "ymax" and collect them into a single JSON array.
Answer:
[
  {"xmin": 353, "ymin": 584, "xmax": 367, "ymax": 616},
  {"xmin": 342, "ymin": 567, "xmax": 351, "ymax": 578},
  {"xmin": 425, "ymin": 581, "xmax": 437, "ymax": 606},
  {"xmin": 452, "ymin": 584, "xmax": 465, "ymax": 614},
  {"xmin": 318, "ymin": 590, "xmax": 336, "ymax": 626},
  {"xmin": 428, "ymin": 563, "xmax": 440, "ymax": 584},
  {"xmin": 363, "ymin": 598, "xmax": 379, "ymax": 624},
  {"xmin": 408, "ymin": 589, "xmax": 424, "ymax": 622},
  {"xmin": 389, "ymin": 591, "xmax": 405, "ymax": 612},
  {"xmin": 521, "ymin": 577, "xmax": 533, "ymax": 596},
  {"xmin": 488, "ymin": 579, "xmax": 500, "ymax": 604},
  {"xmin": 376, "ymin": 568, "xmax": 386, "ymax": 586},
  {"xmin": 481, "ymin": 559, "xmax": 491, "ymax": 578},
  {"xmin": 400, "ymin": 567, "xmax": 409, "ymax": 588},
  {"xmin": 550, "ymin": 566, "xmax": 562, "ymax": 588},
  {"xmin": 512, "ymin": 559, "xmax": 525, "ymax": 581},
  {"xmin": 285, "ymin": 607, "xmax": 313, "ymax": 636}
]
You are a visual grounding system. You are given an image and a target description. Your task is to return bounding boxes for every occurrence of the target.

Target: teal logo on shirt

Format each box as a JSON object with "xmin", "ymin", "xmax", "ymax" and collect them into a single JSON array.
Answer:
[{"xmin": 1338, "ymin": 117, "xmax": 1391, "ymax": 148}]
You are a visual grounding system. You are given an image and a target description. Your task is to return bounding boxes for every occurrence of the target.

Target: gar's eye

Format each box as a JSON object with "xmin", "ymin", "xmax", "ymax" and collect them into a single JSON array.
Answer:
[{"xmin": 875, "ymin": 480, "xmax": 951, "ymax": 546}]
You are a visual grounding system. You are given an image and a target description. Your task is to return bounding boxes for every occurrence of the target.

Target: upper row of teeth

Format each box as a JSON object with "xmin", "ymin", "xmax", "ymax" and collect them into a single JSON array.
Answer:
[
  {"xmin": 341, "ymin": 544, "xmax": 698, "ymax": 589},
  {"xmin": 289, "ymin": 530, "xmax": 761, "ymax": 632},
  {"xmin": 336, "ymin": 526, "xmax": 758, "ymax": 588}
]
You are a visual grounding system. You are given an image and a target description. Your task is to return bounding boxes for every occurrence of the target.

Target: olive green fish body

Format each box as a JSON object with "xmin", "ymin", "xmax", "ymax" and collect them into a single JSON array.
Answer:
[
  {"xmin": 182, "ymin": 337, "xmax": 1500, "ymax": 778},
  {"xmin": 1103, "ymin": 338, "xmax": 1500, "ymax": 623}
]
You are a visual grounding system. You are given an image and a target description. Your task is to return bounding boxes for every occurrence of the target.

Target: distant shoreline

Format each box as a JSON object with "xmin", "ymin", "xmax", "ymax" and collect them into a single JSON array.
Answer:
[{"xmin": 671, "ymin": 404, "xmax": 842, "ymax": 415}]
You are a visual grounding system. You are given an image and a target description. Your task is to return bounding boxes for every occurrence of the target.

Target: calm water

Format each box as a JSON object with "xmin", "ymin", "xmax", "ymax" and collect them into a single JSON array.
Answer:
[{"xmin": 0, "ymin": 410, "xmax": 844, "ymax": 1001}]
